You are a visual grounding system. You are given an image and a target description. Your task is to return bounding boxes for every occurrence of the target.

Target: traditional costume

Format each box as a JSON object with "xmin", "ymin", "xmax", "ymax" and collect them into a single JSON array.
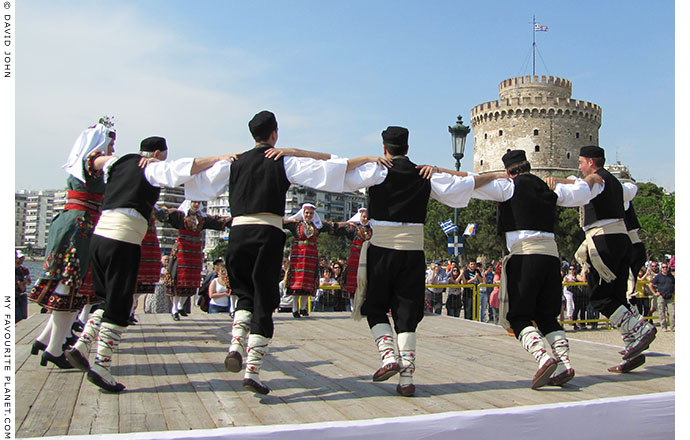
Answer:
[
  {"xmin": 341, "ymin": 208, "xmax": 373, "ymax": 310},
  {"xmin": 183, "ymin": 110, "xmax": 348, "ymax": 395},
  {"xmin": 473, "ymin": 150, "xmax": 592, "ymax": 388},
  {"xmin": 573, "ymin": 146, "xmax": 655, "ymax": 372},
  {"xmin": 130, "ymin": 208, "xmax": 163, "ymax": 323},
  {"xmin": 29, "ymin": 121, "xmax": 115, "ymax": 369},
  {"xmin": 284, "ymin": 204, "xmax": 335, "ymax": 318},
  {"xmin": 66, "ymin": 136, "xmax": 224, "ymax": 392},
  {"xmin": 164, "ymin": 200, "xmax": 229, "ymax": 320},
  {"xmin": 343, "ymin": 126, "xmax": 478, "ymax": 397}
]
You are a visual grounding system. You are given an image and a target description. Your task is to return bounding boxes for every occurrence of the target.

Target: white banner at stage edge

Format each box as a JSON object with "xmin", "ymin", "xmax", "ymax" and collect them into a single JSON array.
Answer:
[{"xmin": 26, "ymin": 391, "xmax": 675, "ymax": 440}]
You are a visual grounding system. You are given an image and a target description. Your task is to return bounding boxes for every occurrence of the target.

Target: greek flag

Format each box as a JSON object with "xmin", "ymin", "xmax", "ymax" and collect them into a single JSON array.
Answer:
[
  {"xmin": 535, "ymin": 23, "xmax": 549, "ymax": 31},
  {"xmin": 439, "ymin": 219, "xmax": 458, "ymax": 235}
]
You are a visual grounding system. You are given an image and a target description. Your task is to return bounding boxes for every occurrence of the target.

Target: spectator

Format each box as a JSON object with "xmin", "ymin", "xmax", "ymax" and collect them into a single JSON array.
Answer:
[
  {"xmin": 480, "ymin": 263, "xmax": 495, "ymax": 323},
  {"xmin": 314, "ymin": 267, "xmax": 337, "ymax": 312},
  {"xmin": 461, "ymin": 259, "xmax": 483, "ymax": 320},
  {"xmin": 15, "ymin": 250, "xmax": 31, "ymax": 323},
  {"xmin": 209, "ymin": 263, "xmax": 232, "ymax": 314},
  {"xmin": 578, "ymin": 268, "xmax": 599, "ymax": 329},
  {"xmin": 425, "ymin": 262, "xmax": 446, "ymax": 314},
  {"xmin": 562, "ymin": 266, "xmax": 578, "ymax": 330},
  {"xmin": 569, "ymin": 265, "xmax": 588, "ymax": 330},
  {"xmin": 446, "ymin": 266, "xmax": 463, "ymax": 317},
  {"xmin": 649, "ymin": 262, "xmax": 674, "ymax": 332},
  {"xmin": 144, "ymin": 255, "xmax": 173, "ymax": 314},
  {"xmin": 331, "ymin": 262, "xmax": 348, "ymax": 312},
  {"xmin": 646, "ymin": 261, "xmax": 660, "ymax": 317},
  {"xmin": 490, "ymin": 263, "xmax": 502, "ymax": 324}
]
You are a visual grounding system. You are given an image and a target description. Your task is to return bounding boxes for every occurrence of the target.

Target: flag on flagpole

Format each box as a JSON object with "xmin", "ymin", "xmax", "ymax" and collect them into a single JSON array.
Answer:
[
  {"xmin": 463, "ymin": 223, "xmax": 477, "ymax": 236},
  {"xmin": 448, "ymin": 235, "xmax": 463, "ymax": 256},
  {"xmin": 535, "ymin": 22, "xmax": 548, "ymax": 31},
  {"xmin": 439, "ymin": 219, "xmax": 458, "ymax": 235}
]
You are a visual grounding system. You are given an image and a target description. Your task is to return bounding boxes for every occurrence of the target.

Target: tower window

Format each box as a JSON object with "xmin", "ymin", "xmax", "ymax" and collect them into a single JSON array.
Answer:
[
  {"xmin": 535, "ymin": 145, "xmax": 540, "ymax": 152},
  {"xmin": 576, "ymin": 132, "xmax": 580, "ymax": 139},
  {"xmin": 567, "ymin": 152, "xmax": 571, "ymax": 159},
  {"xmin": 499, "ymin": 130, "xmax": 503, "ymax": 136},
  {"xmin": 589, "ymin": 135, "xmax": 593, "ymax": 141},
  {"xmin": 480, "ymin": 160, "xmax": 483, "ymax": 166},
  {"xmin": 534, "ymin": 129, "xmax": 539, "ymax": 135},
  {"xmin": 484, "ymin": 133, "xmax": 487, "ymax": 139}
]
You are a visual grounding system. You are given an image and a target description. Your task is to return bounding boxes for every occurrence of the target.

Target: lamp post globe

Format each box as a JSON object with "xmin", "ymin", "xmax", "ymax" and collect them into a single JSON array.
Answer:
[{"xmin": 448, "ymin": 115, "xmax": 471, "ymax": 261}]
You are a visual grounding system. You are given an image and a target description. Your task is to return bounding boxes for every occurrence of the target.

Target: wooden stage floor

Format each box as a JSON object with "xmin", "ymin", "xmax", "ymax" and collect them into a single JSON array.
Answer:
[{"xmin": 15, "ymin": 311, "xmax": 675, "ymax": 438}]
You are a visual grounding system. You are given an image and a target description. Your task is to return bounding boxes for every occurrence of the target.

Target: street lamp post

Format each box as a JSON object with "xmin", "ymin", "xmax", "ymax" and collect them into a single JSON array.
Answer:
[{"xmin": 448, "ymin": 115, "xmax": 471, "ymax": 259}]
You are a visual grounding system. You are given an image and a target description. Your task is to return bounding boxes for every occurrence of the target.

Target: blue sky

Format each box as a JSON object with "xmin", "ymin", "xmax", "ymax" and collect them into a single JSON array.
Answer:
[{"xmin": 14, "ymin": 0, "xmax": 675, "ymax": 191}]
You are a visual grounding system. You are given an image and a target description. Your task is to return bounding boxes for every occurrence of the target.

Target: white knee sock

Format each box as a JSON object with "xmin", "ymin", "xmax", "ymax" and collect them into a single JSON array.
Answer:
[
  {"xmin": 244, "ymin": 334, "xmax": 271, "ymax": 384},
  {"xmin": 545, "ymin": 330, "xmax": 572, "ymax": 376},
  {"xmin": 398, "ymin": 332, "xmax": 416, "ymax": 387},
  {"xmin": 92, "ymin": 322, "xmax": 126, "ymax": 386},
  {"xmin": 36, "ymin": 318, "xmax": 53, "ymax": 345},
  {"xmin": 229, "ymin": 310, "xmax": 252, "ymax": 353},
  {"xmin": 46, "ymin": 311, "xmax": 77, "ymax": 356},
  {"xmin": 78, "ymin": 304, "xmax": 92, "ymax": 324},
  {"xmin": 371, "ymin": 323, "xmax": 397, "ymax": 367},
  {"xmin": 519, "ymin": 326, "xmax": 552, "ymax": 368},
  {"xmin": 72, "ymin": 309, "xmax": 104, "ymax": 357}
]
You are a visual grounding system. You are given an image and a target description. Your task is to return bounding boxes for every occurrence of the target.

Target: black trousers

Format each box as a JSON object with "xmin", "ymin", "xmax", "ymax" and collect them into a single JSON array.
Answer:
[
  {"xmin": 225, "ymin": 225, "xmax": 285, "ymax": 338},
  {"xmin": 362, "ymin": 244, "xmax": 425, "ymax": 334},
  {"xmin": 586, "ymin": 233, "xmax": 632, "ymax": 317},
  {"xmin": 505, "ymin": 254, "xmax": 563, "ymax": 338},
  {"xmin": 89, "ymin": 234, "xmax": 141, "ymax": 327}
]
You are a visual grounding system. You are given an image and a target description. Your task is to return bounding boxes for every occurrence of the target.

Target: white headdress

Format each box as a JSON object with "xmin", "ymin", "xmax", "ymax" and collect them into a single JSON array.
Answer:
[
  {"xmin": 178, "ymin": 200, "xmax": 207, "ymax": 217},
  {"xmin": 288, "ymin": 203, "xmax": 322, "ymax": 228},
  {"xmin": 62, "ymin": 119, "xmax": 116, "ymax": 183},
  {"xmin": 347, "ymin": 207, "xmax": 368, "ymax": 224}
]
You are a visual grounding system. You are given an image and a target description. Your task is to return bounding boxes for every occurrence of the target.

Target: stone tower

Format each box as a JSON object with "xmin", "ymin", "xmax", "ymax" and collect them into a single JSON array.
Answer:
[{"xmin": 470, "ymin": 75, "xmax": 601, "ymax": 176}]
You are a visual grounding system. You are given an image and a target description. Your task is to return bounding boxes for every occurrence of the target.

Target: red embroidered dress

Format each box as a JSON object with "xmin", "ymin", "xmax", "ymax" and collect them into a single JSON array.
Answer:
[
  {"xmin": 28, "ymin": 151, "xmax": 105, "ymax": 311},
  {"xmin": 164, "ymin": 210, "xmax": 228, "ymax": 298},
  {"xmin": 342, "ymin": 224, "xmax": 373, "ymax": 297},
  {"xmin": 136, "ymin": 213, "xmax": 162, "ymax": 294},
  {"xmin": 285, "ymin": 221, "xmax": 333, "ymax": 295}
]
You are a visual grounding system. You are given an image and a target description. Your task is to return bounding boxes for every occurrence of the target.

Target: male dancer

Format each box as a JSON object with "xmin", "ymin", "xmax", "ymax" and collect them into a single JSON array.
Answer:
[
  {"xmin": 344, "ymin": 126, "xmax": 503, "ymax": 396},
  {"xmin": 66, "ymin": 136, "xmax": 233, "ymax": 392},
  {"xmin": 184, "ymin": 110, "xmax": 386, "ymax": 395},
  {"xmin": 547, "ymin": 146, "xmax": 656, "ymax": 370},
  {"xmin": 468, "ymin": 150, "xmax": 596, "ymax": 388}
]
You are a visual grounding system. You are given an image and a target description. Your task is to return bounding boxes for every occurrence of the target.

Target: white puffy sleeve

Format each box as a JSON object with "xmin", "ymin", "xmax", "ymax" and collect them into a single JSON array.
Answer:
[
  {"xmin": 284, "ymin": 156, "xmax": 349, "ymax": 192},
  {"xmin": 471, "ymin": 178, "xmax": 514, "ymax": 202},
  {"xmin": 429, "ymin": 172, "xmax": 476, "ymax": 208},
  {"xmin": 183, "ymin": 160, "xmax": 232, "ymax": 201},
  {"xmin": 554, "ymin": 178, "xmax": 595, "ymax": 207},
  {"xmin": 343, "ymin": 162, "xmax": 388, "ymax": 192},
  {"xmin": 144, "ymin": 158, "xmax": 196, "ymax": 188}
]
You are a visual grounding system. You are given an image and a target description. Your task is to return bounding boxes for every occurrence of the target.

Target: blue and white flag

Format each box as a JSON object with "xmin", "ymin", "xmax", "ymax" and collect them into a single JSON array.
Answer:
[
  {"xmin": 535, "ymin": 23, "xmax": 549, "ymax": 31},
  {"xmin": 463, "ymin": 223, "xmax": 478, "ymax": 236},
  {"xmin": 448, "ymin": 235, "xmax": 463, "ymax": 256},
  {"xmin": 439, "ymin": 219, "xmax": 458, "ymax": 235}
]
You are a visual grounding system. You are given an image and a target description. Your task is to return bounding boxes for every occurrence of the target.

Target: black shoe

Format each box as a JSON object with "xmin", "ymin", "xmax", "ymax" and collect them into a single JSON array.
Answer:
[
  {"xmin": 292, "ymin": 311, "xmax": 301, "ymax": 318},
  {"xmin": 64, "ymin": 333, "xmax": 79, "ymax": 350},
  {"xmin": 127, "ymin": 317, "xmax": 137, "ymax": 325},
  {"xmin": 72, "ymin": 321, "xmax": 84, "ymax": 334},
  {"xmin": 172, "ymin": 313, "xmax": 180, "ymax": 321},
  {"xmin": 300, "ymin": 310, "xmax": 309, "ymax": 317},
  {"xmin": 179, "ymin": 310, "xmax": 188, "ymax": 317},
  {"xmin": 242, "ymin": 377, "xmax": 270, "ymax": 395},
  {"xmin": 31, "ymin": 340, "xmax": 47, "ymax": 355},
  {"xmin": 87, "ymin": 370, "xmax": 126, "ymax": 393},
  {"xmin": 40, "ymin": 352, "xmax": 74, "ymax": 369},
  {"xmin": 65, "ymin": 348, "xmax": 90, "ymax": 372}
]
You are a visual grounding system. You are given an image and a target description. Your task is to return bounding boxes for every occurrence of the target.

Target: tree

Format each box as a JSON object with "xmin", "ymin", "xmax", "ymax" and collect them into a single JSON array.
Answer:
[
  {"xmin": 633, "ymin": 182, "xmax": 674, "ymax": 260},
  {"xmin": 554, "ymin": 206, "xmax": 584, "ymax": 261},
  {"xmin": 207, "ymin": 240, "xmax": 227, "ymax": 262}
]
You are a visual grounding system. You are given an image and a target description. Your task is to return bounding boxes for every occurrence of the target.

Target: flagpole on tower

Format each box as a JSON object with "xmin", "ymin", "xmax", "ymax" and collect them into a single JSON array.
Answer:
[{"xmin": 532, "ymin": 15, "xmax": 536, "ymax": 76}]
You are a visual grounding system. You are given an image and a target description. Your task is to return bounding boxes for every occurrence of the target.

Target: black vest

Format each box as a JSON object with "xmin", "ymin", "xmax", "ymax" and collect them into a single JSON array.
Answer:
[
  {"xmin": 101, "ymin": 154, "xmax": 161, "ymax": 220},
  {"xmin": 624, "ymin": 201, "xmax": 641, "ymax": 231},
  {"xmin": 367, "ymin": 157, "xmax": 431, "ymax": 223},
  {"xmin": 228, "ymin": 145, "xmax": 291, "ymax": 216},
  {"xmin": 497, "ymin": 173, "xmax": 557, "ymax": 234},
  {"xmin": 583, "ymin": 168, "xmax": 625, "ymax": 226}
]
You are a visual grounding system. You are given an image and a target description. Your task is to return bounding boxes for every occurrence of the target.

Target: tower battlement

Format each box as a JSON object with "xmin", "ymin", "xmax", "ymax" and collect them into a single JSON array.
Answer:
[{"xmin": 499, "ymin": 75, "xmax": 572, "ymax": 100}]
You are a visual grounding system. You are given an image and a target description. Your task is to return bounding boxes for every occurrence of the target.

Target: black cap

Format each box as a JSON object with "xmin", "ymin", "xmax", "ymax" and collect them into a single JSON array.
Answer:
[
  {"xmin": 381, "ymin": 126, "xmax": 409, "ymax": 148},
  {"xmin": 579, "ymin": 145, "xmax": 605, "ymax": 158},
  {"xmin": 502, "ymin": 149, "xmax": 527, "ymax": 168},
  {"xmin": 140, "ymin": 136, "xmax": 167, "ymax": 152},
  {"xmin": 249, "ymin": 110, "xmax": 277, "ymax": 139}
]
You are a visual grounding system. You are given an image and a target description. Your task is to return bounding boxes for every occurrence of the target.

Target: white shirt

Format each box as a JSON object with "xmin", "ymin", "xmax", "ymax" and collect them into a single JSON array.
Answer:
[
  {"xmin": 343, "ymin": 162, "xmax": 476, "ymax": 228},
  {"xmin": 471, "ymin": 176, "xmax": 593, "ymax": 252},
  {"xmin": 209, "ymin": 279, "xmax": 229, "ymax": 307},
  {"xmin": 183, "ymin": 155, "xmax": 349, "ymax": 201},
  {"xmin": 101, "ymin": 157, "xmax": 198, "ymax": 222}
]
